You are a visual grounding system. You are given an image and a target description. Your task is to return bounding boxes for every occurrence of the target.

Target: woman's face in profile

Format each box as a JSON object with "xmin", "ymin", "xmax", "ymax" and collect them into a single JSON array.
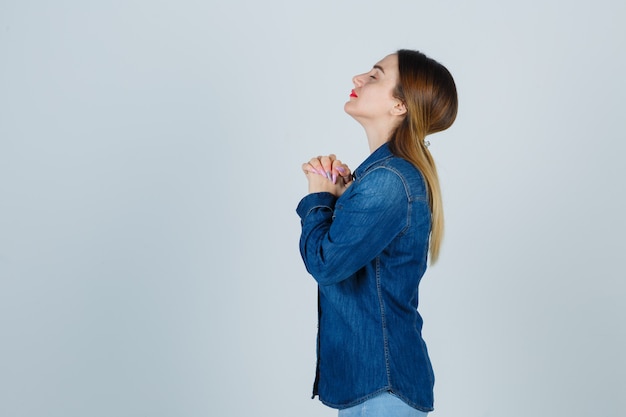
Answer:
[{"xmin": 344, "ymin": 53, "xmax": 400, "ymax": 122}]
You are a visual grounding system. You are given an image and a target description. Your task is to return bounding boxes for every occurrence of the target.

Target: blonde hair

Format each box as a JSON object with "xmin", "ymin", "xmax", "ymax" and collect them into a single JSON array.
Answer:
[{"xmin": 389, "ymin": 50, "xmax": 458, "ymax": 264}]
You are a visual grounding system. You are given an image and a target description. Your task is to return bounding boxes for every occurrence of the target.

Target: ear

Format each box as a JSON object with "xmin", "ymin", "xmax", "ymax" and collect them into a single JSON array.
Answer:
[{"xmin": 391, "ymin": 100, "xmax": 407, "ymax": 116}]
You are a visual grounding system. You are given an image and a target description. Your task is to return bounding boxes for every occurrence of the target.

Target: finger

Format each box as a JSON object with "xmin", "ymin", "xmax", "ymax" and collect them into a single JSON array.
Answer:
[
  {"xmin": 331, "ymin": 160, "xmax": 351, "ymax": 182},
  {"xmin": 306, "ymin": 158, "xmax": 324, "ymax": 177},
  {"xmin": 302, "ymin": 162, "xmax": 320, "ymax": 176},
  {"xmin": 325, "ymin": 155, "xmax": 339, "ymax": 182},
  {"xmin": 331, "ymin": 159, "xmax": 349, "ymax": 175},
  {"xmin": 310, "ymin": 157, "xmax": 331, "ymax": 177},
  {"xmin": 330, "ymin": 159, "xmax": 343, "ymax": 184},
  {"xmin": 319, "ymin": 156, "xmax": 334, "ymax": 180}
]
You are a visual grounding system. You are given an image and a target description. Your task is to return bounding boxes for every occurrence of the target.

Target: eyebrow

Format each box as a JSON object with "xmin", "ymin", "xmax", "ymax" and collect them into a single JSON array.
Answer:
[{"xmin": 373, "ymin": 65, "xmax": 385, "ymax": 74}]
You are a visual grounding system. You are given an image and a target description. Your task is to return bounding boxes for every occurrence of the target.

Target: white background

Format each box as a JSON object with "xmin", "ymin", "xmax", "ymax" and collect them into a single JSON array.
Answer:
[{"xmin": 1, "ymin": 1, "xmax": 625, "ymax": 416}]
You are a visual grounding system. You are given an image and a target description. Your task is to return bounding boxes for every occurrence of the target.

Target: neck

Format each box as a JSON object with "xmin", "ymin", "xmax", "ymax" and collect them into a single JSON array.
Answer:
[{"xmin": 363, "ymin": 122, "xmax": 396, "ymax": 153}]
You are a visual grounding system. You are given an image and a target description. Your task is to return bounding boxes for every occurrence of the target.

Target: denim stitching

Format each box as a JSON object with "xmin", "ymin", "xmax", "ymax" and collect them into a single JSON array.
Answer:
[
  {"xmin": 375, "ymin": 256, "xmax": 393, "ymax": 386},
  {"xmin": 361, "ymin": 165, "xmax": 413, "ymax": 234},
  {"xmin": 305, "ymin": 205, "xmax": 334, "ymax": 218}
]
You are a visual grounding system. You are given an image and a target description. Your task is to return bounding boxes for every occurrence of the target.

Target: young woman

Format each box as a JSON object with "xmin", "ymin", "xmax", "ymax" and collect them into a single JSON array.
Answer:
[{"xmin": 296, "ymin": 49, "xmax": 457, "ymax": 416}]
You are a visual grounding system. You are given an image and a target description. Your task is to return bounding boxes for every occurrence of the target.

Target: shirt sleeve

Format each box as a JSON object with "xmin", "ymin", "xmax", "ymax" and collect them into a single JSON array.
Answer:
[{"xmin": 296, "ymin": 167, "xmax": 409, "ymax": 286}]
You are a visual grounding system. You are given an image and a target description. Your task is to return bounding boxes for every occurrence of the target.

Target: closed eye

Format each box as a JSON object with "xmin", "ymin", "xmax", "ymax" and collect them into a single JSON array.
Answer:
[{"xmin": 369, "ymin": 67, "xmax": 383, "ymax": 79}]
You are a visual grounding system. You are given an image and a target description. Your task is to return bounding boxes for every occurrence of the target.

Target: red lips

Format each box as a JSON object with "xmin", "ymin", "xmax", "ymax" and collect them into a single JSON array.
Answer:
[{"xmin": 350, "ymin": 89, "xmax": 358, "ymax": 98}]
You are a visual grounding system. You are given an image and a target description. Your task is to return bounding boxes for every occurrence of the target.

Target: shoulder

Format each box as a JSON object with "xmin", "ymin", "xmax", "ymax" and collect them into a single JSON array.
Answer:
[
  {"xmin": 358, "ymin": 163, "xmax": 408, "ymax": 195},
  {"xmin": 341, "ymin": 160, "xmax": 414, "ymax": 212},
  {"xmin": 367, "ymin": 156, "xmax": 427, "ymax": 200}
]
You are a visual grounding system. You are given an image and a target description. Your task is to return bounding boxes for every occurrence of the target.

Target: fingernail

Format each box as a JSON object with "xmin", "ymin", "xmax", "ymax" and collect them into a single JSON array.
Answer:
[
  {"xmin": 326, "ymin": 171, "xmax": 332, "ymax": 180},
  {"xmin": 316, "ymin": 169, "xmax": 326, "ymax": 176},
  {"xmin": 337, "ymin": 166, "xmax": 346, "ymax": 174},
  {"xmin": 332, "ymin": 173, "xmax": 337, "ymax": 184}
]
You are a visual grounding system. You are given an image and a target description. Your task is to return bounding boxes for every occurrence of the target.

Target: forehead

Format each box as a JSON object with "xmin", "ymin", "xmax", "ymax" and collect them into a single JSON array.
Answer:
[{"xmin": 374, "ymin": 54, "xmax": 398, "ymax": 73}]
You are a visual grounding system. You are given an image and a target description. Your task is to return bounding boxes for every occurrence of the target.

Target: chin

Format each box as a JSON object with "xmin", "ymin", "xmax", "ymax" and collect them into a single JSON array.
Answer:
[{"xmin": 344, "ymin": 101, "xmax": 357, "ymax": 117}]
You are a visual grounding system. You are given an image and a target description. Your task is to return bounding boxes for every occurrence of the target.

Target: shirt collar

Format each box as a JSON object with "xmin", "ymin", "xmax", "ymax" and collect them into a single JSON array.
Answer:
[{"xmin": 353, "ymin": 142, "xmax": 394, "ymax": 180}]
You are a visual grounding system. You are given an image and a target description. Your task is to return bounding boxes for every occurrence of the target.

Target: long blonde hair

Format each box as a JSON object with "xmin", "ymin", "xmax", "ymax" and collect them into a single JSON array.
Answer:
[{"xmin": 389, "ymin": 50, "xmax": 458, "ymax": 264}]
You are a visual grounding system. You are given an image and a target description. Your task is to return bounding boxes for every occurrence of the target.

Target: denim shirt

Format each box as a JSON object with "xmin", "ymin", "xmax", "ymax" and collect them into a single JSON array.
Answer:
[{"xmin": 296, "ymin": 143, "xmax": 434, "ymax": 412}]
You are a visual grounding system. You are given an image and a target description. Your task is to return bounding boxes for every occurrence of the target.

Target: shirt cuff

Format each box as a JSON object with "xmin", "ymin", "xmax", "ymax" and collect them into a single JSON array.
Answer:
[{"xmin": 296, "ymin": 192, "xmax": 337, "ymax": 219}]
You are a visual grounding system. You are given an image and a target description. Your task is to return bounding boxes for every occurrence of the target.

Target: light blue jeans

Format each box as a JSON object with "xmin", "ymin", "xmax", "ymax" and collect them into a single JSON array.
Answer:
[{"xmin": 338, "ymin": 392, "xmax": 429, "ymax": 417}]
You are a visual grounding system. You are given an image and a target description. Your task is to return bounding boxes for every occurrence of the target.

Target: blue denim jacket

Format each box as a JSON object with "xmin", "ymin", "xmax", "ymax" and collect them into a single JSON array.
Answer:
[{"xmin": 296, "ymin": 143, "xmax": 434, "ymax": 412}]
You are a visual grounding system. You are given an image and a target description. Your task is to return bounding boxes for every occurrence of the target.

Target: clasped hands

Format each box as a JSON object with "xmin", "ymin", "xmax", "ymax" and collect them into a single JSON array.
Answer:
[{"xmin": 302, "ymin": 154, "xmax": 353, "ymax": 197}]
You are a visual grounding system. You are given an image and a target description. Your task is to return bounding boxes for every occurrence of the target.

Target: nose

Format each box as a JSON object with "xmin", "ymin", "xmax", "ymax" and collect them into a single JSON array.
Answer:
[{"xmin": 352, "ymin": 73, "xmax": 364, "ymax": 87}]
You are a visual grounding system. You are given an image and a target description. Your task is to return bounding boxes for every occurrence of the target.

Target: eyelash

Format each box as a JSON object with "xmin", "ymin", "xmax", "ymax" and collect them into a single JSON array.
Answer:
[{"xmin": 369, "ymin": 75, "xmax": 376, "ymax": 80}]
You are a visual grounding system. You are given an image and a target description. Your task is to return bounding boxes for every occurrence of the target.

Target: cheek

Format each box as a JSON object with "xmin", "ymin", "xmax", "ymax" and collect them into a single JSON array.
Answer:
[{"xmin": 367, "ymin": 90, "xmax": 393, "ymax": 109}]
